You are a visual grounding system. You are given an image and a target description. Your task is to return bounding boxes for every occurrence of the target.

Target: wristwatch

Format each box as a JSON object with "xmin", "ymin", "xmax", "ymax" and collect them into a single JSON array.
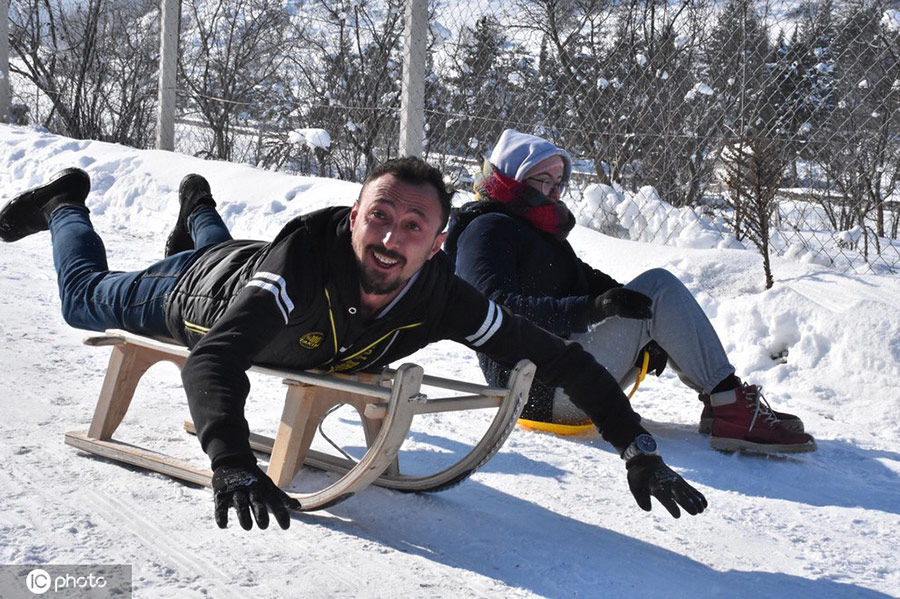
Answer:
[{"xmin": 621, "ymin": 433, "xmax": 658, "ymax": 461}]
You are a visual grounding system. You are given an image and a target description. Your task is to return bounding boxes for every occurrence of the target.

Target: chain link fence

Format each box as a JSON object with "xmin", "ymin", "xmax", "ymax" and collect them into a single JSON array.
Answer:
[
  {"xmin": 423, "ymin": 0, "xmax": 900, "ymax": 280},
  {"xmin": 6, "ymin": 0, "xmax": 900, "ymax": 278}
]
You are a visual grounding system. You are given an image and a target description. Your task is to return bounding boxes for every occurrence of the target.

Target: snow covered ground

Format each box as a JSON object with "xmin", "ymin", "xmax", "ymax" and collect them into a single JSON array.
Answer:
[{"xmin": 0, "ymin": 124, "xmax": 897, "ymax": 598}]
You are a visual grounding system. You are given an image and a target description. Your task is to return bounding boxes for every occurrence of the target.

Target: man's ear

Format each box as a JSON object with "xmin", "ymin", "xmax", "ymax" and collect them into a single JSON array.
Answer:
[
  {"xmin": 349, "ymin": 201, "xmax": 360, "ymax": 230},
  {"xmin": 429, "ymin": 231, "xmax": 448, "ymax": 259}
]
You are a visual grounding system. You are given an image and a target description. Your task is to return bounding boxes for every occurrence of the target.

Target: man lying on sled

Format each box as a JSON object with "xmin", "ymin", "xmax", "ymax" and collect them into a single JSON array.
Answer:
[{"xmin": 0, "ymin": 157, "xmax": 706, "ymax": 530}]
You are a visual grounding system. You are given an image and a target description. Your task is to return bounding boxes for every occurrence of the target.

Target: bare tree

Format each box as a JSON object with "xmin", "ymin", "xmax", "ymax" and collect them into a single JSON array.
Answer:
[
  {"xmin": 623, "ymin": 0, "xmax": 718, "ymax": 208},
  {"xmin": 281, "ymin": 0, "xmax": 407, "ymax": 180},
  {"xmin": 812, "ymin": 1, "xmax": 900, "ymax": 262},
  {"xmin": 9, "ymin": 0, "xmax": 159, "ymax": 146},
  {"xmin": 721, "ymin": 138, "xmax": 788, "ymax": 289},
  {"xmin": 438, "ymin": 16, "xmax": 536, "ymax": 163},
  {"xmin": 510, "ymin": 0, "xmax": 622, "ymax": 182},
  {"xmin": 178, "ymin": 0, "xmax": 293, "ymax": 161},
  {"xmin": 502, "ymin": 0, "xmax": 720, "ymax": 210}
]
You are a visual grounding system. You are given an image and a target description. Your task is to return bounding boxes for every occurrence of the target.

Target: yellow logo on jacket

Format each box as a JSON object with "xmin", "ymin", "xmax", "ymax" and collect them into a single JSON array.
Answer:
[
  {"xmin": 299, "ymin": 332, "xmax": 325, "ymax": 349},
  {"xmin": 332, "ymin": 348, "xmax": 375, "ymax": 372}
]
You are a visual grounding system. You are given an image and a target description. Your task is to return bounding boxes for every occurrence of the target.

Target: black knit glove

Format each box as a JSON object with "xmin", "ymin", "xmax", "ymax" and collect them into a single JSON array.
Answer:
[
  {"xmin": 211, "ymin": 463, "xmax": 301, "ymax": 530},
  {"xmin": 591, "ymin": 288, "xmax": 653, "ymax": 322},
  {"xmin": 625, "ymin": 455, "xmax": 707, "ymax": 518}
]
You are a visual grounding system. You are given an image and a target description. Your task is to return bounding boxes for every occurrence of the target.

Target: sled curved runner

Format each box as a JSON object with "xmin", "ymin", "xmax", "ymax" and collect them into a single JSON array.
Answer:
[{"xmin": 64, "ymin": 330, "xmax": 536, "ymax": 511}]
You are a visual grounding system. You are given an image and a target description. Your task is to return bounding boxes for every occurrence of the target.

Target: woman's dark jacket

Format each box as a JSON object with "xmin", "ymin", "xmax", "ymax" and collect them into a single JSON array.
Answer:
[{"xmin": 445, "ymin": 202, "xmax": 621, "ymax": 421}]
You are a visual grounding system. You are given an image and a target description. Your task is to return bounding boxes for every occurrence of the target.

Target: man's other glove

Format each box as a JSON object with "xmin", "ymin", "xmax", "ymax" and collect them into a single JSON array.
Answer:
[
  {"xmin": 625, "ymin": 454, "xmax": 707, "ymax": 518},
  {"xmin": 211, "ymin": 463, "xmax": 301, "ymax": 530},
  {"xmin": 591, "ymin": 288, "xmax": 653, "ymax": 322},
  {"xmin": 638, "ymin": 340, "xmax": 668, "ymax": 377}
]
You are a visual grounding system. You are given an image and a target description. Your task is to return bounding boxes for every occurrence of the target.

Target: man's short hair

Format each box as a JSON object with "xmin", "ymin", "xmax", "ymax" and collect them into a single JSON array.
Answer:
[{"xmin": 361, "ymin": 156, "xmax": 454, "ymax": 230}]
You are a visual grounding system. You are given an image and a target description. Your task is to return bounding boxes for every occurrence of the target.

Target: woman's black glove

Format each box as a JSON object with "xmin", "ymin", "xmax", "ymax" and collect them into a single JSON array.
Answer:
[
  {"xmin": 626, "ymin": 454, "xmax": 707, "ymax": 518},
  {"xmin": 591, "ymin": 288, "xmax": 653, "ymax": 322},
  {"xmin": 211, "ymin": 463, "xmax": 301, "ymax": 530}
]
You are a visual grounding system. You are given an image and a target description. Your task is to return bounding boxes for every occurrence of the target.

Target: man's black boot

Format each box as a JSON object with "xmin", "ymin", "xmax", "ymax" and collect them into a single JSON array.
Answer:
[
  {"xmin": 0, "ymin": 168, "xmax": 91, "ymax": 242},
  {"xmin": 164, "ymin": 174, "xmax": 216, "ymax": 257}
]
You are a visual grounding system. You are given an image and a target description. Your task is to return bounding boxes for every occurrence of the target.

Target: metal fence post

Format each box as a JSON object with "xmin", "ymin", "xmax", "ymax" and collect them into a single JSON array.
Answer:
[
  {"xmin": 1, "ymin": 0, "xmax": 10, "ymax": 124},
  {"xmin": 398, "ymin": 0, "xmax": 426, "ymax": 158},
  {"xmin": 156, "ymin": 0, "xmax": 180, "ymax": 151}
]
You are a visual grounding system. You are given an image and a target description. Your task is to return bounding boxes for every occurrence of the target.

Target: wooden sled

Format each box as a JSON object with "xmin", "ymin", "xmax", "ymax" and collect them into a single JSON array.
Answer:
[{"xmin": 65, "ymin": 330, "xmax": 535, "ymax": 511}]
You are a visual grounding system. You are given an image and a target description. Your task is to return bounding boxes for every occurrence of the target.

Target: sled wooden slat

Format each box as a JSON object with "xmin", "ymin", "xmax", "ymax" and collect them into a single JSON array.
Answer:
[
  {"xmin": 66, "ymin": 329, "xmax": 535, "ymax": 510},
  {"xmin": 65, "ymin": 432, "xmax": 213, "ymax": 488},
  {"xmin": 362, "ymin": 394, "xmax": 501, "ymax": 419}
]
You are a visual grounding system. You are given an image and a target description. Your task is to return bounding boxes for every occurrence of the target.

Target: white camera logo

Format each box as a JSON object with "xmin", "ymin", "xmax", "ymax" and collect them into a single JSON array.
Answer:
[{"xmin": 25, "ymin": 568, "xmax": 51, "ymax": 595}]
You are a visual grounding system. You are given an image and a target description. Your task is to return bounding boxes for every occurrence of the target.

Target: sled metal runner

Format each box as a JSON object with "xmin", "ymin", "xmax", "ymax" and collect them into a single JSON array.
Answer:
[{"xmin": 65, "ymin": 330, "xmax": 535, "ymax": 511}]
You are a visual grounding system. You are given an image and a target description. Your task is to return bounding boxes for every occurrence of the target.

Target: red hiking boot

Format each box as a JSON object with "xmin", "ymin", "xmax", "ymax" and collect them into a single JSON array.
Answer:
[
  {"xmin": 707, "ymin": 384, "xmax": 816, "ymax": 454},
  {"xmin": 698, "ymin": 392, "xmax": 804, "ymax": 434}
]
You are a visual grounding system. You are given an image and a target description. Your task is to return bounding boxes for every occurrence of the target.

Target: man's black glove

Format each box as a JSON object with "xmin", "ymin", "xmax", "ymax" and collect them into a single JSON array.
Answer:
[
  {"xmin": 625, "ymin": 454, "xmax": 707, "ymax": 518},
  {"xmin": 211, "ymin": 463, "xmax": 301, "ymax": 530},
  {"xmin": 591, "ymin": 288, "xmax": 653, "ymax": 322}
]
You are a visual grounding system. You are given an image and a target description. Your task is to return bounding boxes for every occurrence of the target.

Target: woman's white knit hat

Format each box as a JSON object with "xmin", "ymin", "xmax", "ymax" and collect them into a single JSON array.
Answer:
[{"xmin": 488, "ymin": 129, "xmax": 572, "ymax": 183}]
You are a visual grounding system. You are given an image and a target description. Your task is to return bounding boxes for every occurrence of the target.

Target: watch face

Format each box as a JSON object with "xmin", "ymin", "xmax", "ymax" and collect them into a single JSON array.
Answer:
[{"xmin": 636, "ymin": 434, "xmax": 657, "ymax": 453}]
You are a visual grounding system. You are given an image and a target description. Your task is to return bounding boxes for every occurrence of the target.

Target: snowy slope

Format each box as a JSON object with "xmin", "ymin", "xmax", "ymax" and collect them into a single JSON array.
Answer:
[{"xmin": 0, "ymin": 124, "xmax": 897, "ymax": 598}]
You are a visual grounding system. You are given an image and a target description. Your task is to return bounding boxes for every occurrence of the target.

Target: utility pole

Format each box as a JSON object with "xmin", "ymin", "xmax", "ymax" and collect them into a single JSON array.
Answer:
[
  {"xmin": 156, "ymin": 0, "xmax": 180, "ymax": 150},
  {"xmin": 1, "ymin": 0, "xmax": 10, "ymax": 124},
  {"xmin": 398, "ymin": 0, "xmax": 426, "ymax": 158}
]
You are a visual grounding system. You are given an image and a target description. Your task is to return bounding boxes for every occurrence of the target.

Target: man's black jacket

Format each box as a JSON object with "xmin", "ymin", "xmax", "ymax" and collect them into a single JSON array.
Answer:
[{"xmin": 164, "ymin": 206, "xmax": 645, "ymax": 469}]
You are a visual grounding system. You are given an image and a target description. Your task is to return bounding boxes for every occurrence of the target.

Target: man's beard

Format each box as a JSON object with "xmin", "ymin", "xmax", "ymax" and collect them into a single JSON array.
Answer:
[{"xmin": 357, "ymin": 245, "xmax": 407, "ymax": 295}]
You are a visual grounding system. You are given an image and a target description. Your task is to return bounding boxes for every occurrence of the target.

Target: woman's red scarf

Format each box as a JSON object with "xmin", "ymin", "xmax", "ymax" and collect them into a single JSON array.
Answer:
[{"xmin": 473, "ymin": 161, "xmax": 575, "ymax": 239}]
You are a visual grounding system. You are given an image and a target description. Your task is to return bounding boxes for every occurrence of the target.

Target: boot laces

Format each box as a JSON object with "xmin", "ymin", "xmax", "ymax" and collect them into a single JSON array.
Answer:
[{"xmin": 743, "ymin": 384, "xmax": 779, "ymax": 430}]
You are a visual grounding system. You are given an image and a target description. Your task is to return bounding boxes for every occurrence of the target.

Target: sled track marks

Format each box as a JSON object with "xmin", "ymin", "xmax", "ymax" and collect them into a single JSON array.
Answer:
[
  {"xmin": 5, "ymin": 458, "xmax": 372, "ymax": 598},
  {"xmin": 81, "ymin": 488, "xmax": 246, "ymax": 598},
  {"xmin": 81, "ymin": 486, "xmax": 375, "ymax": 597},
  {"xmin": 1, "ymin": 464, "xmax": 241, "ymax": 597}
]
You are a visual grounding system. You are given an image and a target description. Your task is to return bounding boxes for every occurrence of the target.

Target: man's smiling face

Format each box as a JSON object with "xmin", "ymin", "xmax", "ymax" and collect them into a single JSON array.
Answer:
[{"xmin": 349, "ymin": 173, "xmax": 447, "ymax": 298}]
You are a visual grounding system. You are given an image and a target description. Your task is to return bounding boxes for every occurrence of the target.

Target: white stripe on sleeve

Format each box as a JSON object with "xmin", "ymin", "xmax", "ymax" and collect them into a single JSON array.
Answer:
[
  {"xmin": 247, "ymin": 278, "xmax": 290, "ymax": 324},
  {"xmin": 254, "ymin": 272, "xmax": 295, "ymax": 313},
  {"xmin": 465, "ymin": 301, "xmax": 504, "ymax": 347}
]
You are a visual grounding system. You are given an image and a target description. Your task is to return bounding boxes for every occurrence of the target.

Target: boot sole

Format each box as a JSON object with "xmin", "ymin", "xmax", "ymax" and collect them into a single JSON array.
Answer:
[
  {"xmin": 710, "ymin": 436, "xmax": 817, "ymax": 454},
  {"xmin": 699, "ymin": 417, "xmax": 804, "ymax": 435}
]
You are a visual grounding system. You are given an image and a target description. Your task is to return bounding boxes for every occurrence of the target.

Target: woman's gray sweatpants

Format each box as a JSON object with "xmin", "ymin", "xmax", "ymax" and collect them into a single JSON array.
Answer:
[{"xmin": 552, "ymin": 268, "xmax": 736, "ymax": 422}]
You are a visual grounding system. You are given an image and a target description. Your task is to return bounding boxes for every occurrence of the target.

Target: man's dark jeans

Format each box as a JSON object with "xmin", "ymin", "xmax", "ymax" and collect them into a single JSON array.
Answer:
[{"xmin": 49, "ymin": 204, "xmax": 232, "ymax": 337}]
